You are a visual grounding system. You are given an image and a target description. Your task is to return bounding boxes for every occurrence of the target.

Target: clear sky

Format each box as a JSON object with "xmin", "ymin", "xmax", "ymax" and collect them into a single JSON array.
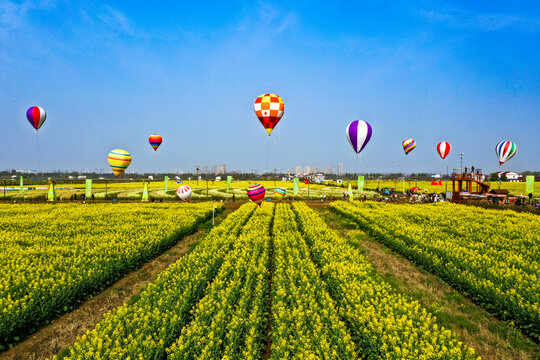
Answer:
[{"xmin": 1, "ymin": 0, "xmax": 539, "ymax": 175}]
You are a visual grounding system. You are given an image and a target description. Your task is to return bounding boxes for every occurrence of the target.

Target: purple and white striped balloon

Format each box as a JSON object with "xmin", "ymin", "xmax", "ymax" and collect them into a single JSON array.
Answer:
[{"xmin": 346, "ymin": 120, "xmax": 372, "ymax": 154}]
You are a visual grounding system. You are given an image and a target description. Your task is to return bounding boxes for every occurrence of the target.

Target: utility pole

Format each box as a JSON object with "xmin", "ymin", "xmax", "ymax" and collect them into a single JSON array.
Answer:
[{"xmin": 460, "ymin": 152, "xmax": 464, "ymax": 174}]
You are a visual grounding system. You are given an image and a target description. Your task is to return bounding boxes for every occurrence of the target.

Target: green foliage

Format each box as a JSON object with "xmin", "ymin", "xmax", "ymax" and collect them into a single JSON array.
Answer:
[
  {"xmin": 294, "ymin": 203, "xmax": 477, "ymax": 359},
  {"xmin": 52, "ymin": 203, "xmax": 256, "ymax": 359},
  {"xmin": 0, "ymin": 203, "xmax": 221, "ymax": 348},
  {"xmin": 332, "ymin": 201, "xmax": 540, "ymax": 342}
]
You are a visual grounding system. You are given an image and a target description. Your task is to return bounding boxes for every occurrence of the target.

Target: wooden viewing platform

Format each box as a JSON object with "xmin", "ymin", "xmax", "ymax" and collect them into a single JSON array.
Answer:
[{"xmin": 451, "ymin": 173, "xmax": 490, "ymax": 203}]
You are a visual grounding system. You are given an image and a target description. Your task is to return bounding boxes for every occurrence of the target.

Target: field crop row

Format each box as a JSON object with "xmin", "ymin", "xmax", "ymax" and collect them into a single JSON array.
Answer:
[
  {"xmin": 2, "ymin": 202, "xmax": 480, "ymax": 358},
  {"xmin": 166, "ymin": 204, "xmax": 272, "ymax": 359},
  {"xmin": 331, "ymin": 201, "xmax": 540, "ymax": 341},
  {"xmin": 54, "ymin": 203, "xmax": 261, "ymax": 359},
  {"xmin": 270, "ymin": 203, "xmax": 357, "ymax": 359},
  {"xmin": 0, "ymin": 203, "xmax": 220, "ymax": 349},
  {"xmin": 292, "ymin": 203, "xmax": 476, "ymax": 359}
]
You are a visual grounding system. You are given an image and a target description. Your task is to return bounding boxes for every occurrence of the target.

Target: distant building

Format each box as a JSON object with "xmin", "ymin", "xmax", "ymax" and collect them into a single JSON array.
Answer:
[
  {"xmin": 497, "ymin": 171, "xmax": 522, "ymax": 182},
  {"xmin": 338, "ymin": 163, "xmax": 343, "ymax": 176},
  {"xmin": 295, "ymin": 166, "xmax": 302, "ymax": 176},
  {"xmin": 471, "ymin": 173, "xmax": 486, "ymax": 182},
  {"xmin": 304, "ymin": 166, "xmax": 311, "ymax": 176},
  {"xmin": 213, "ymin": 164, "xmax": 226, "ymax": 175},
  {"xmin": 324, "ymin": 166, "xmax": 333, "ymax": 174}
]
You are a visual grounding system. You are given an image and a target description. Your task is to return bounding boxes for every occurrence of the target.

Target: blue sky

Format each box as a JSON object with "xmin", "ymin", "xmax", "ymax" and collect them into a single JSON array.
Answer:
[{"xmin": 1, "ymin": 0, "xmax": 539, "ymax": 174}]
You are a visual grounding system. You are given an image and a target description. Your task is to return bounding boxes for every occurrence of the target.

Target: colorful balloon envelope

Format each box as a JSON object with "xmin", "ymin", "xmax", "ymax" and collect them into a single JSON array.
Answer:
[
  {"xmin": 26, "ymin": 106, "xmax": 46, "ymax": 130},
  {"xmin": 436, "ymin": 141, "xmax": 451, "ymax": 159},
  {"xmin": 346, "ymin": 120, "xmax": 372, "ymax": 154},
  {"xmin": 254, "ymin": 93, "xmax": 284, "ymax": 136},
  {"xmin": 274, "ymin": 188, "xmax": 286, "ymax": 199},
  {"xmin": 176, "ymin": 185, "xmax": 193, "ymax": 202},
  {"xmin": 402, "ymin": 138, "xmax": 416, "ymax": 155},
  {"xmin": 148, "ymin": 134, "xmax": 162, "ymax": 151},
  {"xmin": 496, "ymin": 141, "xmax": 517, "ymax": 165},
  {"xmin": 247, "ymin": 183, "xmax": 266, "ymax": 205},
  {"xmin": 108, "ymin": 149, "xmax": 132, "ymax": 177}
]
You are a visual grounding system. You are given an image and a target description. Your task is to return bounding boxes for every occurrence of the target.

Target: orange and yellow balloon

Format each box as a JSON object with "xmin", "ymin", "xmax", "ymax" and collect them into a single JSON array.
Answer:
[
  {"xmin": 108, "ymin": 149, "xmax": 132, "ymax": 177},
  {"xmin": 254, "ymin": 93, "xmax": 284, "ymax": 136}
]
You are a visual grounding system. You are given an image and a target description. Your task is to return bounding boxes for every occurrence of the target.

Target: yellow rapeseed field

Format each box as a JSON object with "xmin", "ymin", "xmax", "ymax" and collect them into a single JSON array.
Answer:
[
  {"xmin": 332, "ymin": 201, "xmax": 540, "ymax": 341},
  {"xmin": 0, "ymin": 202, "xmax": 220, "ymax": 348}
]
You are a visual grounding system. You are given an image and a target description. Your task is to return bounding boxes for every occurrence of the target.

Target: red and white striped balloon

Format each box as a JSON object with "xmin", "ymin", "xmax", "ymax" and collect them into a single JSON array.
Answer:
[
  {"xmin": 176, "ymin": 185, "xmax": 192, "ymax": 202},
  {"xmin": 436, "ymin": 141, "xmax": 451, "ymax": 159}
]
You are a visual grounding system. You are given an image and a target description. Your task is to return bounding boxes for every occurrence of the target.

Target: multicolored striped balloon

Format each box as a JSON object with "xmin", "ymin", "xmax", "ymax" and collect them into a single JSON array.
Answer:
[
  {"xmin": 496, "ymin": 141, "xmax": 517, "ymax": 165},
  {"xmin": 247, "ymin": 183, "xmax": 265, "ymax": 205},
  {"xmin": 26, "ymin": 106, "xmax": 46, "ymax": 130},
  {"xmin": 108, "ymin": 149, "xmax": 132, "ymax": 177},
  {"xmin": 148, "ymin": 134, "xmax": 162, "ymax": 151},
  {"xmin": 274, "ymin": 188, "xmax": 286, "ymax": 199},
  {"xmin": 176, "ymin": 185, "xmax": 192, "ymax": 202},
  {"xmin": 402, "ymin": 138, "xmax": 416, "ymax": 155},
  {"xmin": 436, "ymin": 141, "xmax": 451, "ymax": 159},
  {"xmin": 346, "ymin": 120, "xmax": 372, "ymax": 154}
]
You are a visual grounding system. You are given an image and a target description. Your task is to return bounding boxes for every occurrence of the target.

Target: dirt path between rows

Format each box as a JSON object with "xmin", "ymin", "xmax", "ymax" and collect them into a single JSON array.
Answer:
[
  {"xmin": 317, "ymin": 207, "xmax": 539, "ymax": 360},
  {"xmin": 1, "ymin": 211, "xmax": 230, "ymax": 360}
]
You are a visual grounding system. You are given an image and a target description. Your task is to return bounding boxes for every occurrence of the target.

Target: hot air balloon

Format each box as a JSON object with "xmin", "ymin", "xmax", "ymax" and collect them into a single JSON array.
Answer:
[
  {"xmin": 247, "ymin": 184, "xmax": 265, "ymax": 205},
  {"xmin": 149, "ymin": 134, "xmax": 162, "ymax": 151},
  {"xmin": 26, "ymin": 106, "xmax": 46, "ymax": 130},
  {"xmin": 496, "ymin": 141, "xmax": 517, "ymax": 165},
  {"xmin": 254, "ymin": 94, "xmax": 284, "ymax": 136},
  {"xmin": 346, "ymin": 120, "xmax": 372, "ymax": 154},
  {"xmin": 274, "ymin": 188, "xmax": 286, "ymax": 200},
  {"xmin": 436, "ymin": 141, "xmax": 451, "ymax": 159},
  {"xmin": 108, "ymin": 149, "xmax": 132, "ymax": 177},
  {"xmin": 402, "ymin": 138, "xmax": 416, "ymax": 155},
  {"xmin": 176, "ymin": 185, "xmax": 193, "ymax": 202}
]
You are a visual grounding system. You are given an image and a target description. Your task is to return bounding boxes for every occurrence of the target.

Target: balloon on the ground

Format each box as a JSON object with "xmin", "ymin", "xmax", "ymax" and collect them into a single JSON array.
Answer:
[
  {"xmin": 108, "ymin": 149, "xmax": 132, "ymax": 177},
  {"xmin": 274, "ymin": 188, "xmax": 286, "ymax": 199},
  {"xmin": 247, "ymin": 183, "xmax": 265, "ymax": 205},
  {"xmin": 176, "ymin": 185, "xmax": 192, "ymax": 201},
  {"xmin": 496, "ymin": 141, "xmax": 517, "ymax": 165},
  {"xmin": 436, "ymin": 141, "xmax": 451, "ymax": 159},
  {"xmin": 254, "ymin": 93, "xmax": 284, "ymax": 136},
  {"xmin": 402, "ymin": 138, "xmax": 416, "ymax": 155},
  {"xmin": 26, "ymin": 106, "xmax": 46, "ymax": 130},
  {"xmin": 346, "ymin": 120, "xmax": 372, "ymax": 154},
  {"xmin": 148, "ymin": 134, "xmax": 162, "ymax": 151}
]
